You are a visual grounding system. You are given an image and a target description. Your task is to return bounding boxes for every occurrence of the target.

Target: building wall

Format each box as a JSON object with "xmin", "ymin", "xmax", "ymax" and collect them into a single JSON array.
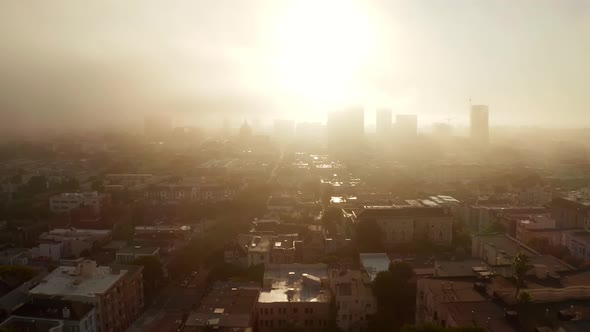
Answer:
[
  {"xmin": 562, "ymin": 233, "xmax": 590, "ymax": 260},
  {"xmin": 257, "ymin": 302, "xmax": 331, "ymax": 332},
  {"xmin": 372, "ymin": 216, "xmax": 453, "ymax": 246}
]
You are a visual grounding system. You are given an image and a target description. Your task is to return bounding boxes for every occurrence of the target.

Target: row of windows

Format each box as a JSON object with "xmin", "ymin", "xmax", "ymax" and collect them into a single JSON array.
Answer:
[
  {"xmin": 259, "ymin": 319, "xmax": 328, "ymax": 328},
  {"xmin": 260, "ymin": 307, "xmax": 314, "ymax": 315}
]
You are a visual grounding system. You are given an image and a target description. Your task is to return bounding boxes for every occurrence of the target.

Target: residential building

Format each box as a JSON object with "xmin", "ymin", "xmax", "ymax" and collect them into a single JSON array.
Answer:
[
  {"xmin": 29, "ymin": 260, "xmax": 144, "ymax": 332},
  {"xmin": 353, "ymin": 203, "xmax": 453, "ymax": 246},
  {"xmin": 182, "ymin": 282, "xmax": 260, "ymax": 332},
  {"xmin": 0, "ymin": 248, "xmax": 30, "ymax": 265},
  {"xmin": 231, "ymin": 234, "xmax": 303, "ymax": 267},
  {"xmin": 32, "ymin": 228, "xmax": 112, "ymax": 260},
  {"xmin": 562, "ymin": 231, "xmax": 590, "ymax": 260},
  {"xmin": 266, "ymin": 196, "xmax": 299, "ymax": 218},
  {"xmin": 416, "ymin": 278, "xmax": 516, "ymax": 332},
  {"xmin": 515, "ymin": 214, "xmax": 565, "ymax": 246},
  {"xmin": 470, "ymin": 104, "xmax": 489, "ymax": 145},
  {"xmin": 551, "ymin": 197, "xmax": 590, "ymax": 229},
  {"xmin": 258, "ymin": 264, "xmax": 332, "ymax": 331},
  {"xmin": 329, "ymin": 269, "xmax": 377, "ymax": 332},
  {"xmin": 1, "ymin": 299, "xmax": 97, "ymax": 332},
  {"xmin": 49, "ymin": 192, "xmax": 110, "ymax": 214},
  {"xmin": 115, "ymin": 246, "xmax": 160, "ymax": 264}
]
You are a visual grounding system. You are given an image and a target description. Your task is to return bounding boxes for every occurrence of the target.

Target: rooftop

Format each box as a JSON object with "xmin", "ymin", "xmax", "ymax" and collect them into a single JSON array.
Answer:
[
  {"xmin": 259, "ymin": 264, "xmax": 330, "ymax": 303},
  {"xmin": 13, "ymin": 299, "xmax": 94, "ymax": 321},
  {"xmin": 443, "ymin": 301, "xmax": 517, "ymax": 332},
  {"xmin": 518, "ymin": 214, "xmax": 556, "ymax": 230},
  {"xmin": 116, "ymin": 246, "xmax": 159, "ymax": 256},
  {"xmin": 420, "ymin": 278, "xmax": 485, "ymax": 303},
  {"xmin": 359, "ymin": 253, "xmax": 390, "ymax": 281},
  {"xmin": 185, "ymin": 282, "xmax": 259, "ymax": 329},
  {"xmin": 354, "ymin": 206, "xmax": 448, "ymax": 219},
  {"xmin": 434, "ymin": 259, "xmax": 491, "ymax": 278},
  {"xmin": 29, "ymin": 262, "xmax": 130, "ymax": 298}
]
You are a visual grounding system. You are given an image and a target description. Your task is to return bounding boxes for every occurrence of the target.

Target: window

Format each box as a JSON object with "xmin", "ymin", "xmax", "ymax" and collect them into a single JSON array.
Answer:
[
  {"xmin": 293, "ymin": 308, "xmax": 298, "ymax": 314},
  {"xmin": 264, "ymin": 308, "xmax": 268, "ymax": 315}
]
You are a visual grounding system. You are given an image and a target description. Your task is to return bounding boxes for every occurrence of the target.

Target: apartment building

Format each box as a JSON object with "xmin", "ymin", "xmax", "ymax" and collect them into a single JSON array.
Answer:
[
  {"xmin": 353, "ymin": 203, "xmax": 453, "ymax": 246},
  {"xmin": 29, "ymin": 260, "xmax": 144, "ymax": 332},
  {"xmin": 49, "ymin": 192, "xmax": 110, "ymax": 214},
  {"xmin": 257, "ymin": 264, "xmax": 332, "ymax": 331},
  {"xmin": 0, "ymin": 299, "xmax": 97, "ymax": 332},
  {"xmin": 329, "ymin": 269, "xmax": 377, "ymax": 332}
]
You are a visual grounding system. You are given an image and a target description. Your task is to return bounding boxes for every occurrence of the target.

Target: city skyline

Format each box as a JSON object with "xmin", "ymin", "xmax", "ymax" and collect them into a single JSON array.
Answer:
[{"xmin": 1, "ymin": 0, "xmax": 589, "ymax": 132}]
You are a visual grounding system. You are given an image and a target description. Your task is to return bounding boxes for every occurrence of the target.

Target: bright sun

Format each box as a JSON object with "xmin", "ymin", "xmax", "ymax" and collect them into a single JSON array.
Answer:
[{"xmin": 272, "ymin": 0, "xmax": 376, "ymax": 110}]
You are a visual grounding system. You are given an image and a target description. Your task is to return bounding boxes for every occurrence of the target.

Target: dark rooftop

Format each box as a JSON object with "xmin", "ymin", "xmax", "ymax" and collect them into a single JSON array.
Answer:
[{"xmin": 13, "ymin": 299, "xmax": 94, "ymax": 321}]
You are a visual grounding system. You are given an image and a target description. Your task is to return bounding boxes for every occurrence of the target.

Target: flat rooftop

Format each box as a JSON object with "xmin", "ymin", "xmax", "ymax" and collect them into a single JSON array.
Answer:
[
  {"xmin": 116, "ymin": 246, "xmax": 159, "ymax": 255},
  {"xmin": 259, "ymin": 264, "xmax": 329, "ymax": 303},
  {"xmin": 475, "ymin": 234, "xmax": 537, "ymax": 257},
  {"xmin": 186, "ymin": 282, "xmax": 259, "ymax": 329},
  {"xmin": 29, "ymin": 265, "xmax": 128, "ymax": 298}
]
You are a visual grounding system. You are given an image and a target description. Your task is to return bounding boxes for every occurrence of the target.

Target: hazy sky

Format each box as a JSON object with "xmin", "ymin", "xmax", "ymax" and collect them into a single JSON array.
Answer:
[{"xmin": 1, "ymin": 0, "xmax": 589, "ymax": 130}]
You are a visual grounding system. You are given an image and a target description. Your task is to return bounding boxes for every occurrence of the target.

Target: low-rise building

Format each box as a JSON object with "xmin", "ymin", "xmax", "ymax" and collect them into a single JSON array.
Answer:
[
  {"xmin": 516, "ymin": 214, "xmax": 566, "ymax": 246},
  {"xmin": 329, "ymin": 269, "xmax": 377, "ymax": 332},
  {"xmin": 28, "ymin": 260, "xmax": 144, "ymax": 332},
  {"xmin": 182, "ymin": 282, "xmax": 260, "ymax": 332},
  {"xmin": 562, "ymin": 231, "xmax": 590, "ymax": 261},
  {"xmin": 1, "ymin": 299, "xmax": 97, "ymax": 332},
  {"xmin": 258, "ymin": 264, "xmax": 332, "ymax": 331},
  {"xmin": 551, "ymin": 197, "xmax": 590, "ymax": 229},
  {"xmin": 416, "ymin": 278, "xmax": 517, "ymax": 332},
  {"xmin": 0, "ymin": 248, "xmax": 30, "ymax": 265},
  {"xmin": 115, "ymin": 246, "xmax": 160, "ymax": 264},
  {"xmin": 31, "ymin": 228, "xmax": 112, "ymax": 260},
  {"xmin": 353, "ymin": 203, "xmax": 453, "ymax": 246},
  {"xmin": 49, "ymin": 192, "xmax": 110, "ymax": 214}
]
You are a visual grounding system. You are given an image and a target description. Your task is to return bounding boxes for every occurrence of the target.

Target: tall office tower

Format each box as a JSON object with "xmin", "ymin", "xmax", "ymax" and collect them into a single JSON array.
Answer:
[
  {"xmin": 144, "ymin": 114, "xmax": 172, "ymax": 140},
  {"xmin": 327, "ymin": 107, "xmax": 364, "ymax": 153},
  {"xmin": 376, "ymin": 108, "xmax": 392, "ymax": 137},
  {"xmin": 470, "ymin": 105, "xmax": 489, "ymax": 145},
  {"xmin": 395, "ymin": 114, "xmax": 418, "ymax": 139}
]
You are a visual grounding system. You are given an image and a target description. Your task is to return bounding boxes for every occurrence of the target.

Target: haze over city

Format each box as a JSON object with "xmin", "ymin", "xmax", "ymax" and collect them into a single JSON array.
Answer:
[
  {"xmin": 2, "ymin": 2, "xmax": 590, "ymax": 332},
  {"xmin": 1, "ymin": 0, "xmax": 589, "ymax": 133}
]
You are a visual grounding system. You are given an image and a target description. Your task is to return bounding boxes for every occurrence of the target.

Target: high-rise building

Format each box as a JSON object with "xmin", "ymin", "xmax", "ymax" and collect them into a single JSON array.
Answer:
[
  {"xmin": 470, "ymin": 105, "xmax": 489, "ymax": 144},
  {"xmin": 376, "ymin": 109, "xmax": 392, "ymax": 138},
  {"xmin": 395, "ymin": 114, "xmax": 418, "ymax": 139}
]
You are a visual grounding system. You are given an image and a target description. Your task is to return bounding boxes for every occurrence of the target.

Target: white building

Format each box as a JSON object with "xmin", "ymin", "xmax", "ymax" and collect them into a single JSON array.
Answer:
[
  {"xmin": 562, "ymin": 231, "xmax": 590, "ymax": 260},
  {"xmin": 49, "ymin": 192, "xmax": 109, "ymax": 214},
  {"xmin": 115, "ymin": 246, "xmax": 160, "ymax": 264},
  {"xmin": 29, "ymin": 260, "xmax": 144, "ymax": 332},
  {"xmin": 32, "ymin": 228, "xmax": 112, "ymax": 260}
]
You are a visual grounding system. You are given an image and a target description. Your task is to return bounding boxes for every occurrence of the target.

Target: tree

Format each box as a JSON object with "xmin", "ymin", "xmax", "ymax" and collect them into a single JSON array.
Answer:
[
  {"xmin": 512, "ymin": 252, "xmax": 532, "ymax": 298},
  {"xmin": 370, "ymin": 262, "xmax": 416, "ymax": 331},
  {"xmin": 356, "ymin": 220, "xmax": 383, "ymax": 253},
  {"xmin": 517, "ymin": 290, "xmax": 531, "ymax": 305},
  {"xmin": 131, "ymin": 256, "xmax": 163, "ymax": 297}
]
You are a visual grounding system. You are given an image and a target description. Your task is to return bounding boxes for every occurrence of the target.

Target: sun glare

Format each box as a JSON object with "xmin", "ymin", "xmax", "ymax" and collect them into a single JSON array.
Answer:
[{"xmin": 273, "ymin": 0, "xmax": 376, "ymax": 109}]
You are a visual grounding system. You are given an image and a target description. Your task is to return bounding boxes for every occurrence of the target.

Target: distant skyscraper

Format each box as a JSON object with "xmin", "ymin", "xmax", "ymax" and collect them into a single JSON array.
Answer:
[
  {"xmin": 376, "ymin": 109, "xmax": 392, "ymax": 138},
  {"xmin": 395, "ymin": 114, "xmax": 418, "ymax": 139},
  {"xmin": 470, "ymin": 105, "xmax": 489, "ymax": 144}
]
